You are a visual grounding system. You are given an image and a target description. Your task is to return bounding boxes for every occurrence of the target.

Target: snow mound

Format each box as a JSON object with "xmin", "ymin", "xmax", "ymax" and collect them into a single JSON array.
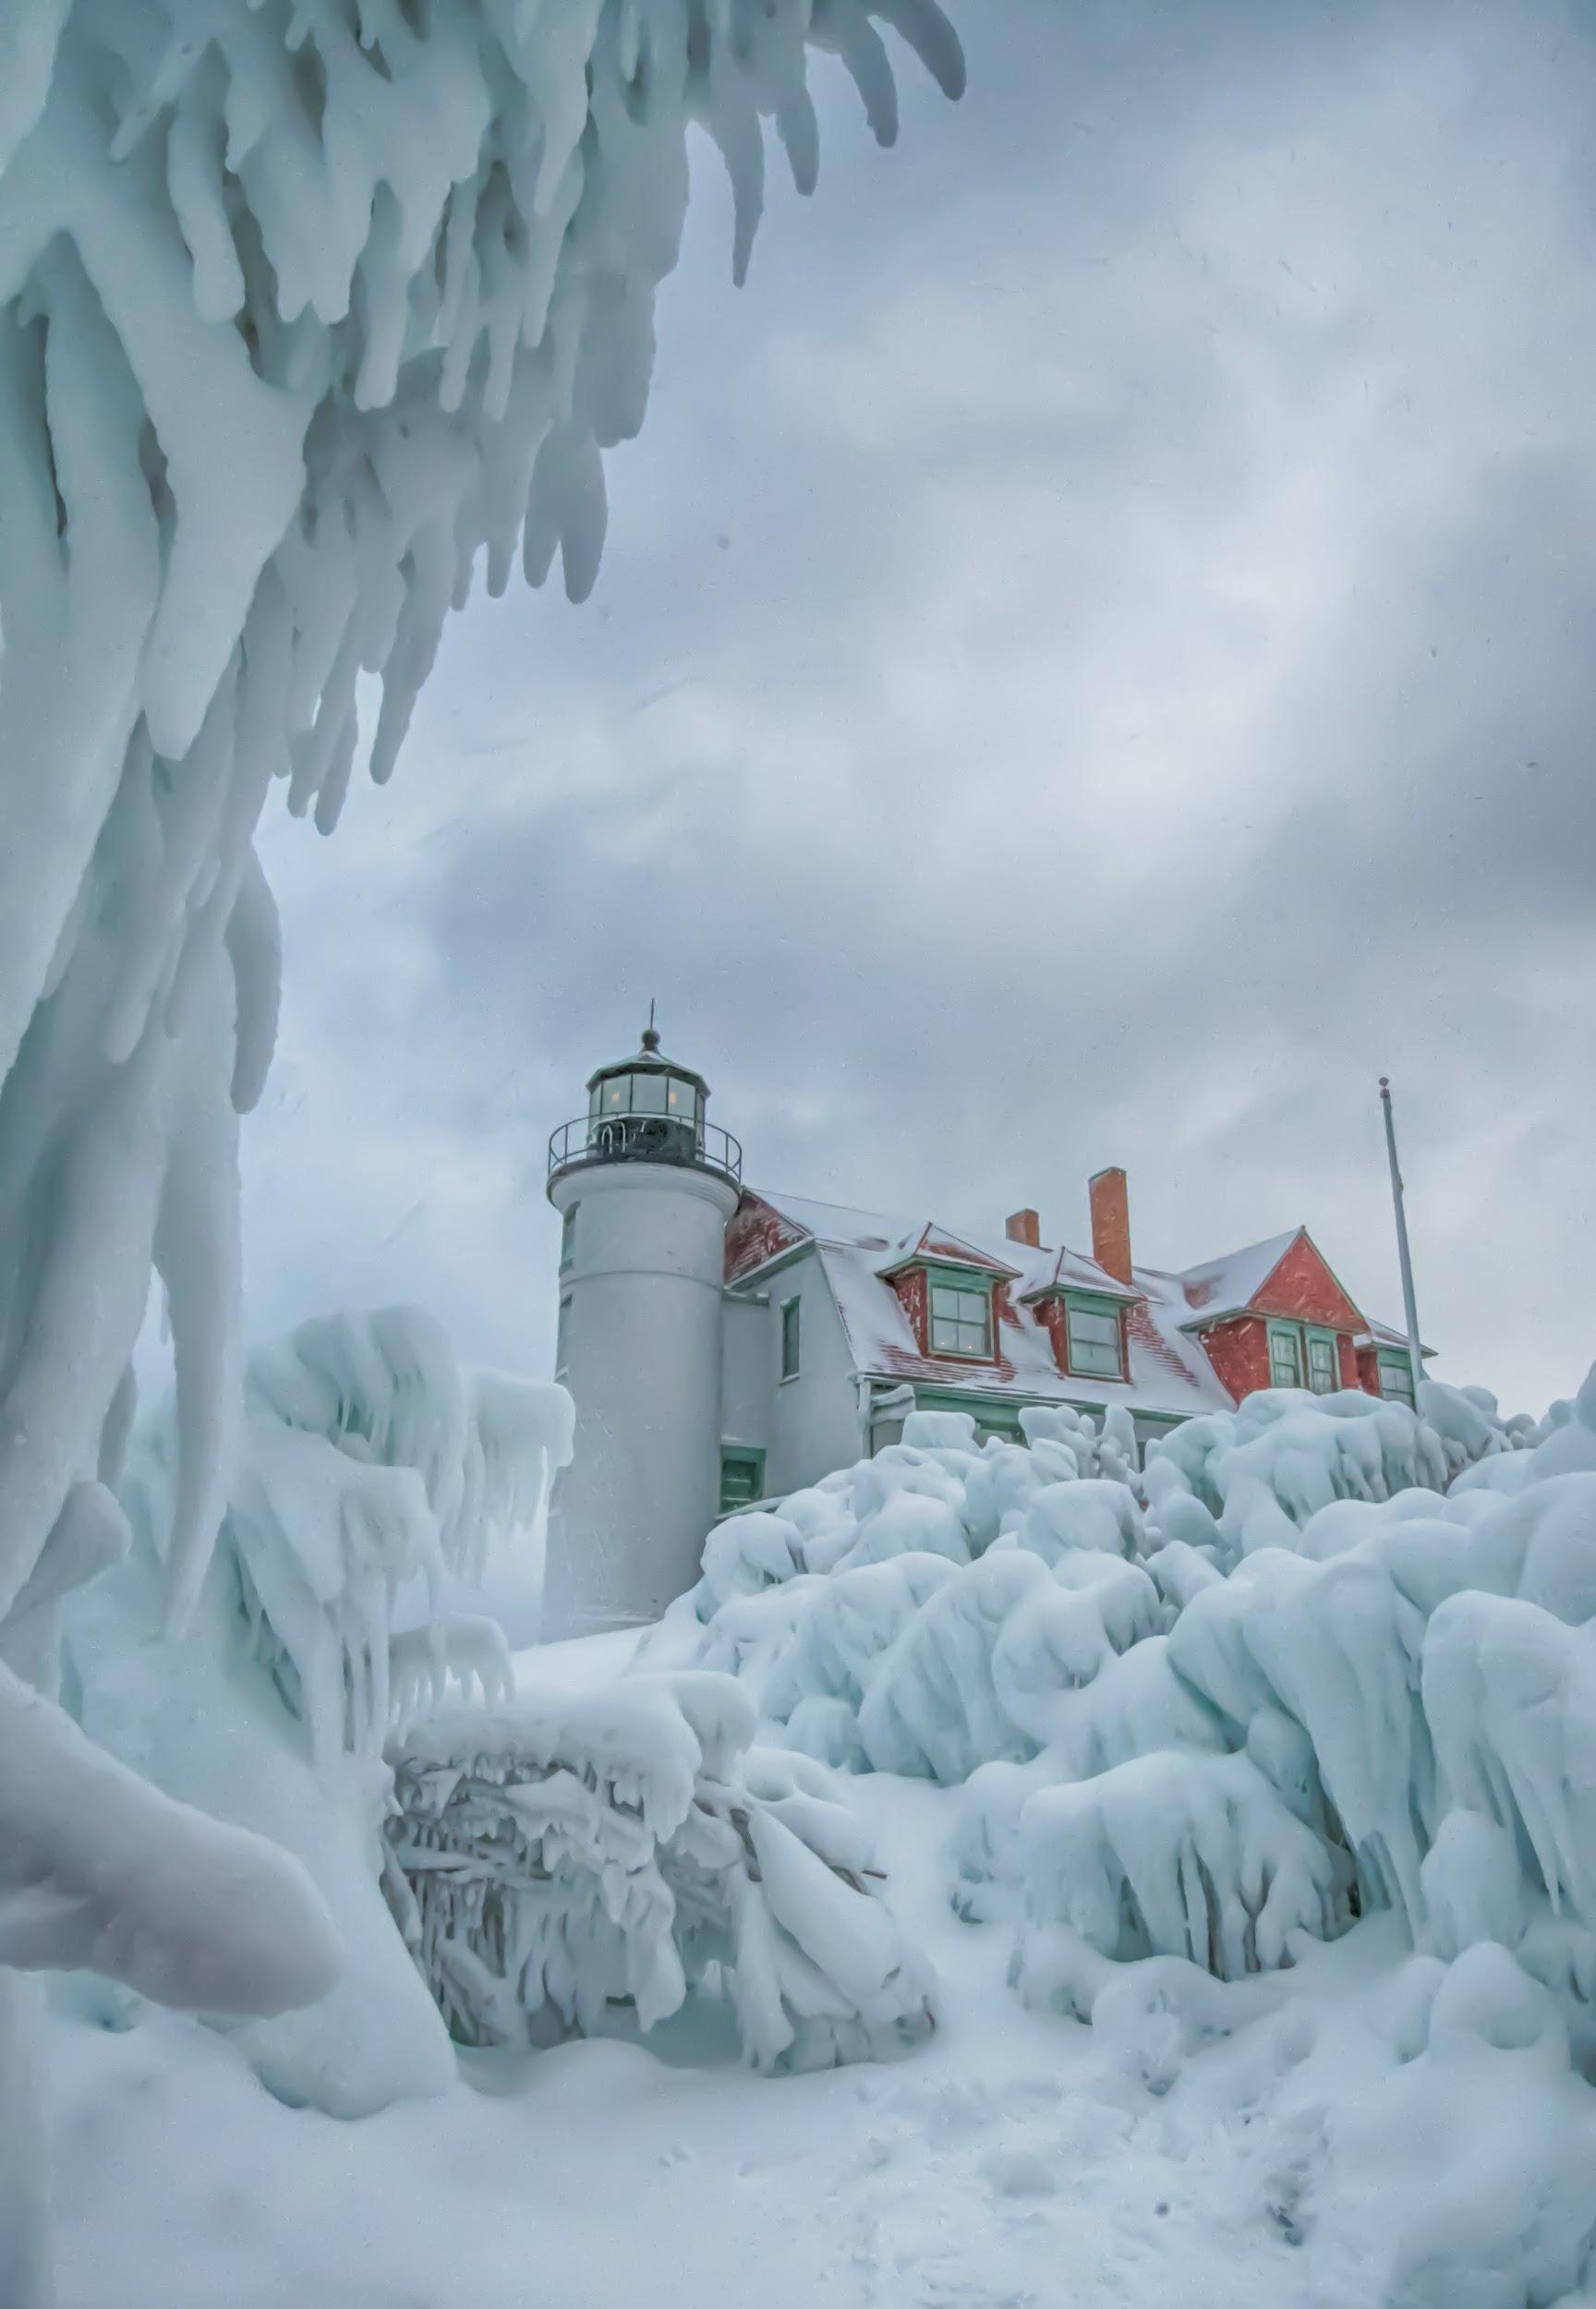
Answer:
[{"xmin": 386, "ymin": 1670, "xmax": 934, "ymax": 2075}]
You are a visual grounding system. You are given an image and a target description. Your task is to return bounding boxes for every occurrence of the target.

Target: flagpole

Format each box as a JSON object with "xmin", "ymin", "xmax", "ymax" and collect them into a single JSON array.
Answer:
[{"xmin": 1379, "ymin": 1076, "xmax": 1425, "ymax": 1401}]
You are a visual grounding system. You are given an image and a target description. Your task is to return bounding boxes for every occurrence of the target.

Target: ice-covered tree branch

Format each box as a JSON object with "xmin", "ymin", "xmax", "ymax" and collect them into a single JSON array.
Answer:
[{"xmin": 0, "ymin": 5, "xmax": 962, "ymax": 2297}]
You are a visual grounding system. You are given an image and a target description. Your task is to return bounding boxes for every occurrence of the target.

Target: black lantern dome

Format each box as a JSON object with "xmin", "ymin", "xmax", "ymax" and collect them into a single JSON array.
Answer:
[
  {"xmin": 547, "ymin": 1022, "xmax": 741, "ymax": 1189},
  {"xmin": 586, "ymin": 1024, "xmax": 709, "ymax": 1130}
]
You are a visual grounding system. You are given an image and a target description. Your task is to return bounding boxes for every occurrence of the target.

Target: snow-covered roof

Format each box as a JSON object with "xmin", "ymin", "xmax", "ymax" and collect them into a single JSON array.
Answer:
[
  {"xmin": 737, "ymin": 1191, "xmax": 1235, "ymax": 1422},
  {"xmin": 876, "ymin": 1223, "xmax": 1021, "ymax": 1282},
  {"xmin": 1021, "ymin": 1243, "xmax": 1143, "ymax": 1307},
  {"xmin": 1358, "ymin": 1318, "xmax": 1435, "ymax": 1359},
  {"xmin": 1168, "ymin": 1227, "xmax": 1419, "ymax": 1349},
  {"xmin": 1172, "ymin": 1230, "xmax": 1301, "ymax": 1326}
]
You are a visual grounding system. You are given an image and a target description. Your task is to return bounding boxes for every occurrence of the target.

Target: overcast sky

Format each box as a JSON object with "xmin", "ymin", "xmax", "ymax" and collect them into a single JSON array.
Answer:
[{"xmin": 241, "ymin": 0, "xmax": 1596, "ymax": 1418}]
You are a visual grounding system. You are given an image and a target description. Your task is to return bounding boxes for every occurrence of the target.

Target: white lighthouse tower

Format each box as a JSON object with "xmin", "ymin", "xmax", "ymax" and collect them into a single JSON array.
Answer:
[{"xmin": 542, "ymin": 1022, "xmax": 742, "ymax": 1637}]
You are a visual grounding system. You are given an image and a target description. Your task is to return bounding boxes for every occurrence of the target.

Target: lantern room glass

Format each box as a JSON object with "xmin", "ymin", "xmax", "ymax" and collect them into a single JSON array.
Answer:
[{"xmin": 585, "ymin": 1069, "xmax": 705, "ymax": 1151}]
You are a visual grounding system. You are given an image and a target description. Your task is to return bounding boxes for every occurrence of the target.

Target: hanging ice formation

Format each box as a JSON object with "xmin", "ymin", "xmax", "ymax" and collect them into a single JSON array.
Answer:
[
  {"xmin": 0, "ymin": 5, "xmax": 963, "ymax": 2296},
  {"xmin": 656, "ymin": 1383, "xmax": 1593, "ymax": 1979},
  {"xmin": 63, "ymin": 1306, "xmax": 570, "ymax": 2114},
  {"xmin": 386, "ymin": 1668, "xmax": 934, "ymax": 2072}
]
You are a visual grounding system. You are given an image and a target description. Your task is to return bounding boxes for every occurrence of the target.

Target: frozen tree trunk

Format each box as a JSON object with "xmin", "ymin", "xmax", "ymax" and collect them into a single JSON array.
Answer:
[{"xmin": 0, "ymin": 3, "xmax": 963, "ymax": 2294}]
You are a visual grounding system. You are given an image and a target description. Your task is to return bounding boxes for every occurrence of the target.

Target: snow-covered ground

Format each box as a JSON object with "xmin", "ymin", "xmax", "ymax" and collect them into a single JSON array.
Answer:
[
  {"xmin": 48, "ymin": 1369, "xmax": 1596, "ymax": 2308},
  {"xmin": 51, "ymin": 1661, "xmax": 1384, "ymax": 2309}
]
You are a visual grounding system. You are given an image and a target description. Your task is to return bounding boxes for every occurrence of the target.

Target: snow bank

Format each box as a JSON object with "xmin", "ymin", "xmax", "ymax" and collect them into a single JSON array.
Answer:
[
  {"xmin": 386, "ymin": 1670, "xmax": 934, "ymax": 2074},
  {"xmin": 63, "ymin": 1307, "xmax": 565, "ymax": 2116}
]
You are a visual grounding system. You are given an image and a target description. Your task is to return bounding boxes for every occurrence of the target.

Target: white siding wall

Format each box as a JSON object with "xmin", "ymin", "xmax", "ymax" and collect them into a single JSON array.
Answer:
[
  {"xmin": 719, "ymin": 1293, "xmax": 772, "ymax": 1462},
  {"xmin": 754, "ymin": 1251, "xmax": 862, "ymax": 1498},
  {"xmin": 544, "ymin": 1159, "xmax": 739, "ymax": 1634}
]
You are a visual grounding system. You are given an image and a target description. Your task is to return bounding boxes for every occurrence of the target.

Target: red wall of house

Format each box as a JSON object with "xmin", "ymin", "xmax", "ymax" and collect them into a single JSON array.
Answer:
[
  {"xmin": 1252, "ymin": 1234, "xmax": 1365, "ymax": 1333},
  {"xmin": 893, "ymin": 1266, "xmax": 930, "ymax": 1353},
  {"xmin": 724, "ymin": 1195, "xmax": 804, "ymax": 1282},
  {"xmin": 1339, "ymin": 1335, "xmax": 1364, "ymax": 1390},
  {"xmin": 1355, "ymin": 1344, "xmax": 1383, "ymax": 1396},
  {"xmin": 1035, "ymin": 1297, "xmax": 1068, "ymax": 1372},
  {"xmin": 1200, "ymin": 1316, "xmax": 1272, "ymax": 1403}
]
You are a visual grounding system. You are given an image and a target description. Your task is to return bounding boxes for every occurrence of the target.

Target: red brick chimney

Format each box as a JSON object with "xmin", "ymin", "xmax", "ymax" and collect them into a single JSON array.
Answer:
[
  {"xmin": 1006, "ymin": 1208, "xmax": 1041, "ymax": 1248},
  {"xmin": 1089, "ymin": 1167, "xmax": 1132, "ymax": 1285}
]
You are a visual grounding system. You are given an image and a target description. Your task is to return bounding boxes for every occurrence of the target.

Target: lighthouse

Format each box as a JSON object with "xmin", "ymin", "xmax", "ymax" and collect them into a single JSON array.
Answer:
[{"xmin": 542, "ymin": 1022, "xmax": 743, "ymax": 1637}]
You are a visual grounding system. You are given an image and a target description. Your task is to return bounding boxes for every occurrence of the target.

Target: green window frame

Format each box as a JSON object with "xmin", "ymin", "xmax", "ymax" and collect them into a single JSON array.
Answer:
[
  {"xmin": 1378, "ymin": 1352, "xmax": 1417, "ymax": 1407},
  {"xmin": 928, "ymin": 1267, "xmax": 993, "ymax": 1359},
  {"xmin": 719, "ymin": 1445, "xmax": 766, "ymax": 1514},
  {"xmin": 1305, "ymin": 1330, "xmax": 1338, "ymax": 1395},
  {"xmin": 1064, "ymin": 1293, "xmax": 1124, "ymax": 1381},
  {"xmin": 1268, "ymin": 1323, "xmax": 1303, "ymax": 1389},
  {"xmin": 560, "ymin": 1202, "xmax": 578, "ymax": 1272},
  {"xmin": 780, "ymin": 1296, "xmax": 801, "ymax": 1380},
  {"xmin": 555, "ymin": 1292, "xmax": 572, "ymax": 1379}
]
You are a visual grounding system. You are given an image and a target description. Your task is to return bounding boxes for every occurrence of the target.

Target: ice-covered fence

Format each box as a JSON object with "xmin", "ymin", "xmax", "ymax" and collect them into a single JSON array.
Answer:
[{"xmin": 385, "ymin": 1669, "xmax": 934, "ymax": 2073}]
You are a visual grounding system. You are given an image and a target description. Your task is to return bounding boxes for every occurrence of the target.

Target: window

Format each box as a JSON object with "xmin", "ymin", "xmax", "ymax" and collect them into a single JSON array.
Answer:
[
  {"xmin": 719, "ymin": 1446, "xmax": 766, "ymax": 1514},
  {"xmin": 1065, "ymin": 1300, "xmax": 1124, "ymax": 1380},
  {"xmin": 780, "ymin": 1296, "xmax": 801, "ymax": 1380},
  {"xmin": 1306, "ymin": 1332, "xmax": 1338, "ymax": 1395},
  {"xmin": 930, "ymin": 1275, "xmax": 992, "ymax": 1358},
  {"xmin": 1379, "ymin": 1354, "xmax": 1417, "ymax": 1407},
  {"xmin": 560, "ymin": 1202, "xmax": 577, "ymax": 1272},
  {"xmin": 594, "ymin": 1070, "xmax": 699, "ymax": 1119},
  {"xmin": 555, "ymin": 1293, "xmax": 572, "ymax": 1378},
  {"xmin": 1269, "ymin": 1324, "xmax": 1302, "ymax": 1388}
]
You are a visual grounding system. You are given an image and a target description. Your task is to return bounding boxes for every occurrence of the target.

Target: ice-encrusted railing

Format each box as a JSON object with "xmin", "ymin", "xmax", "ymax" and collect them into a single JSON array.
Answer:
[{"xmin": 384, "ymin": 1668, "xmax": 935, "ymax": 2072}]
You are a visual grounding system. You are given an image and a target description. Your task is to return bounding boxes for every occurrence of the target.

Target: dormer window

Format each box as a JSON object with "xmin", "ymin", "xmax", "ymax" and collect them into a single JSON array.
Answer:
[
  {"xmin": 1376, "ymin": 1351, "xmax": 1417, "ymax": 1407},
  {"xmin": 1268, "ymin": 1324, "xmax": 1303, "ymax": 1388},
  {"xmin": 929, "ymin": 1270, "xmax": 993, "ymax": 1358},
  {"xmin": 1065, "ymin": 1297, "xmax": 1124, "ymax": 1380},
  {"xmin": 1026, "ymin": 1283, "xmax": 1132, "ymax": 1384}
]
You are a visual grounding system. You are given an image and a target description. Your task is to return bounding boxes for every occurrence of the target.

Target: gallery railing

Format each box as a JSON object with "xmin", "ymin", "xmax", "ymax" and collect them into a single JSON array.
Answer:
[{"xmin": 547, "ymin": 1113, "xmax": 743, "ymax": 1185}]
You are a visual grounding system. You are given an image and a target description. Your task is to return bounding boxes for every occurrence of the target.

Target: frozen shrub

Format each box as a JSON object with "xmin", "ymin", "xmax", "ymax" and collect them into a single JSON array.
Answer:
[{"xmin": 386, "ymin": 1673, "xmax": 933, "ymax": 2075}]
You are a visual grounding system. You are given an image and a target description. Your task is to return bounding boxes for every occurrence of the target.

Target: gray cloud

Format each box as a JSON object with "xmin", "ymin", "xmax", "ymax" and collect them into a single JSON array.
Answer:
[{"xmin": 237, "ymin": 0, "xmax": 1596, "ymax": 1418}]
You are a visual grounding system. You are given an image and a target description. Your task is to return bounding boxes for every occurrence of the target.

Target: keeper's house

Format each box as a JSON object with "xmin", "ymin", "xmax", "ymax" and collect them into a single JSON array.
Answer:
[{"xmin": 542, "ymin": 1025, "xmax": 1427, "ymax": 1635}]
